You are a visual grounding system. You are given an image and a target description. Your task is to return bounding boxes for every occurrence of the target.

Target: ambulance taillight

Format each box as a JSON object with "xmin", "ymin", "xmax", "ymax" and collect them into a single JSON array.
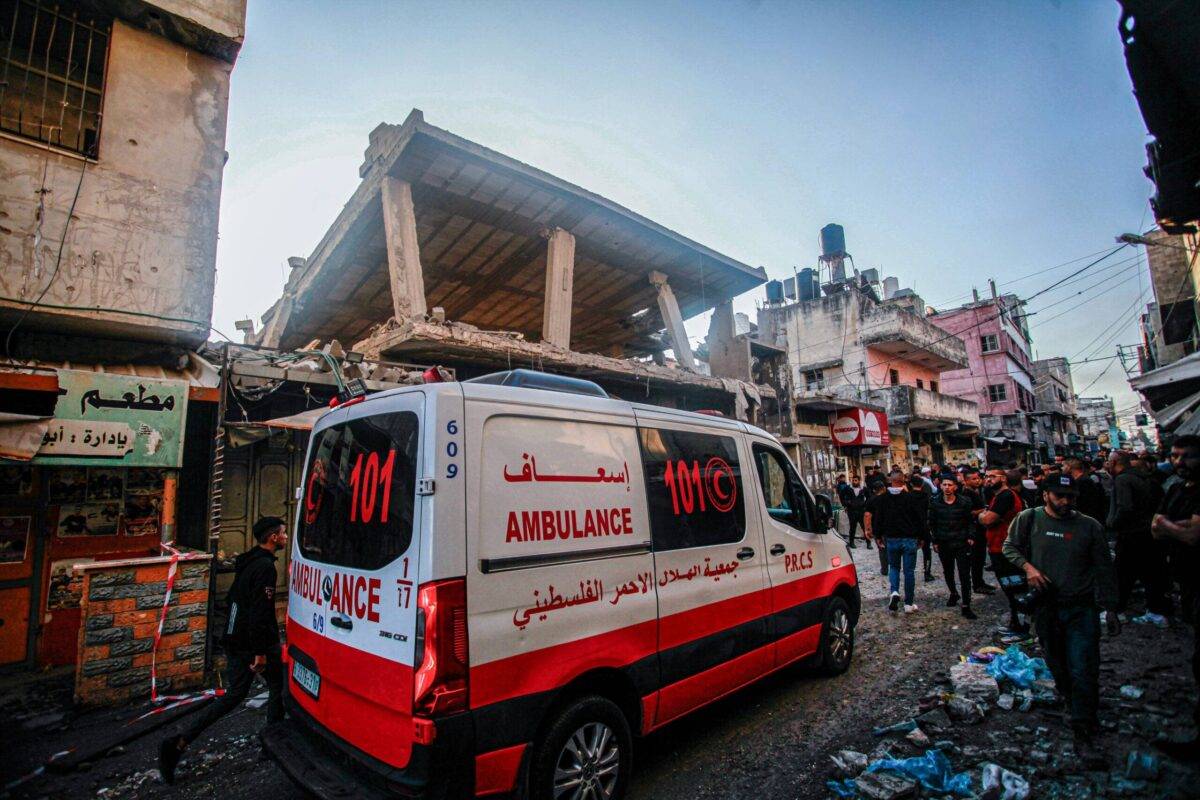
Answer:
[{"xmin": 412, "ymin": 578, "xmax": 469, "ymax": 716}]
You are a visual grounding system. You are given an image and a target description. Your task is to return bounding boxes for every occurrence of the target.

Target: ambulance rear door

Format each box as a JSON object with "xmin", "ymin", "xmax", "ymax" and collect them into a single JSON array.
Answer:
[{"xmin": 286, "ymin": 390, "xmax": 425, "ymax": 769}]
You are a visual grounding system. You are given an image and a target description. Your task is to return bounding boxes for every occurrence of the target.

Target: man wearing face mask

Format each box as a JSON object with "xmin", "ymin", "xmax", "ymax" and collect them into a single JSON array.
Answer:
[{"xmin": 1002, "ymin": 474, "xmax": 1118, "ymax": 750}]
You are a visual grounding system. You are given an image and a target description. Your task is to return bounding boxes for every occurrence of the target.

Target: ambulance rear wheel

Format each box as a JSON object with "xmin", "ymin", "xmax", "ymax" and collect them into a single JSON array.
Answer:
[
  {"xmin": 818, "ymin": 596, "xmax": 854, "ymax": 675},
  {"xmin": 531, "ymin": 695, "xmax": 631, "ymax": 800}
]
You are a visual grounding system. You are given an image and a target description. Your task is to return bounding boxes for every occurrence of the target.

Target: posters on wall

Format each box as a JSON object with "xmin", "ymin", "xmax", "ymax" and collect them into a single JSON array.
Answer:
[
  {"xmin": 0, "ymin": 466, "xmax": 33, "ymax": 499},
  {"xmin": 49, "ymin": 466, "xmax": 165, "ymax": 538},
  {"xmin": 47, "ymin": 557, "xmax": 92, "ymax": 610},
  {"xmin": 0, "ymin": 515, "xmax": 30, "ymax": 563}
]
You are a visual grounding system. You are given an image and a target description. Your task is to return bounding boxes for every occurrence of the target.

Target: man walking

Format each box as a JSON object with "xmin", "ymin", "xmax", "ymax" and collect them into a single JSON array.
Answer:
[
  {"xmin": 908, "ymin": 473, "xmax": 936, "ymax": 582},
  {"xmin": 839, "ymin": 473, "xmax": 869, "ymax": 549},
  {"xmin": 964, "ymin": 469, "xmax": 996, "ymax": 594},
  {"xmin": 1064, "ymin": 457, "xmax": 1107, "ymax": 524},
  {"xmin": 981, "ymin": 469, "xmax": 1026, "ymax": 632},
  {"xmin": 928, "ymin": 475, "xmax": 979, "ymax": 619},
  {"xmin": 1003, "ymin": 474, "xmax": 1119, "ymax": 749},
  {"xmin": 865, "ymin": 468, "xmax": 926, "ymax": 613},
  {"xmin": 159, "ymin": 517, "xmax": 288, "ymax": 783},
  {"xmin": 1107, "ymin": 451, "xmax": 1169, "ymax": 625},
  {"xmin": 1151, "ymin": 435, "xmax": 1200, "ymax": 761}
]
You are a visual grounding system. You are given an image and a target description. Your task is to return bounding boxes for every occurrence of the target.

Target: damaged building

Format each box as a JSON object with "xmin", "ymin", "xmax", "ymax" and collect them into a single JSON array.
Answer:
[{"xmin": 251, "ymin": 109, "xmax": 776, "ymax": 418}]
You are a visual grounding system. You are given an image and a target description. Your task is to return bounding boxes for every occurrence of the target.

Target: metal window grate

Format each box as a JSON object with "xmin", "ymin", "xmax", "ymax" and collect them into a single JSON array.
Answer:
[{"xmin": 0, "ymin": 0, "xmax": 110, "ymax": 157}]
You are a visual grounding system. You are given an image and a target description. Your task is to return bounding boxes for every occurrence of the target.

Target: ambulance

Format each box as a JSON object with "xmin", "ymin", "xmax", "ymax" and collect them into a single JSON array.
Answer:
[{"xmin": 264, "ymin": 369, "xmax": 860, "ymax": 799}]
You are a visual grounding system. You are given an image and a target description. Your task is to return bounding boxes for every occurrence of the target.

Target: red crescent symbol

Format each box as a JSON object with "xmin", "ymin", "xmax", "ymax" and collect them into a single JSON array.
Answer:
[
  {"xmin": 704, "ymin": 457, "xmax": 737, "ymax": 513},
  {"xmin": 304, "ymin": 460, "xmax": 325, "ymax": 525}
]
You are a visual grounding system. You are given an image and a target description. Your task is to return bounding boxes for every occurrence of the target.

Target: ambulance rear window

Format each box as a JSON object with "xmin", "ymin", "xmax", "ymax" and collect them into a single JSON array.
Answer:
[{"xmin": 299, "ymin": 411, "xmax": 419, "ymax": 570}]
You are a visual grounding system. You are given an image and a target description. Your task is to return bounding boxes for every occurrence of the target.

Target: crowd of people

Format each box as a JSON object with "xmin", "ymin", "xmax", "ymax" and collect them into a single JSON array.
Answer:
[{"xmin": 834, "ymin": 437, "xmax": 1200, "ymax": 760}]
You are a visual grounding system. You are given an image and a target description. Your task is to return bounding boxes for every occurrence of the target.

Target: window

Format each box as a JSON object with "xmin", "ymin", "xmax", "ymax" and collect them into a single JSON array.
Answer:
[
  {"xmin": 752, "ymin": 444, "xmax": 818, "ymax": 532},
  {"xmin": 802, "ymin": 368, "xmax": 825, "ymax": 392},
  {"xmin": 889, "ymin": 369, "xmax": 900, "ymax": 386},
  {"xmin": 916, "ymin": 379, "xmax": 925, "ymax": 390},
  {"xmin": 300, "ymin": 412, "xmax": 419, "ymax": 570},
  {"xmin": 987, "ymin": 384, "xmax": 1007, "ymax": 403},
  {"xmin": 930, "ymin": 380, "xmax": 939, "ymax": 393},
  {"xmin": 980, "ymin": 334, "xmax": 1000, "ymax": 353},
  {"xmin": 0, "ymin": 1, "xmax": 110, "ymax": 156},
  {"xmin": 639, "ymin": 427, "xmax": 745, "ymax": 551}
]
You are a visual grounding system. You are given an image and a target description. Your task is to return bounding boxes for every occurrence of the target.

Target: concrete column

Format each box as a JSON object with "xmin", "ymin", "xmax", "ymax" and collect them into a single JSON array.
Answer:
[
  {"xmin": 541, "ymin": 228, "xmax": 576, "ymax": 348},
  {"xmin": 381, "ymin": 176, "xmax": 427, "ymax": 319},
  {"xmin": 649, "ymin": 270, "xmax": 696, "ymax": 371}
]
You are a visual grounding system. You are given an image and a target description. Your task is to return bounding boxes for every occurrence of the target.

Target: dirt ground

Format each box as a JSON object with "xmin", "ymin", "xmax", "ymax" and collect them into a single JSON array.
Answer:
[{"xmin": 4, "ymin": 542, "xmax": 1198, "ymax": 799}]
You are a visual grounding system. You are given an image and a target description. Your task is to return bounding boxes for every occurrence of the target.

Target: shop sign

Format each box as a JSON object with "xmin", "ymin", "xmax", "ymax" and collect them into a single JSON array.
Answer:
[
  {"xmin": 34, "ymin": 371, "xmax": 189, "ymax": 467},
  {"xmin": 830, "ymin": 408, "xmax": 890, "ymax": 447}
]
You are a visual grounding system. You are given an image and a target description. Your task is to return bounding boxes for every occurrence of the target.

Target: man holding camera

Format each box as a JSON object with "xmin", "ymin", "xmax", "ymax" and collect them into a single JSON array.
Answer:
[{"xmin": 1002, "ymin": 473, "xmax": 1118, "ymax": 749}]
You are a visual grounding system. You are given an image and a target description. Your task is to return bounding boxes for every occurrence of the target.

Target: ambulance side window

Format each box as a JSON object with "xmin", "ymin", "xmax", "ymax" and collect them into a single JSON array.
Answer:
[
  {"xmin": 752, "ymin": 444, "xmax": 815, "ymax": 532},
  {"xmin": 638, "ymin": 427, "xmax": 745, "ymax": 551}
]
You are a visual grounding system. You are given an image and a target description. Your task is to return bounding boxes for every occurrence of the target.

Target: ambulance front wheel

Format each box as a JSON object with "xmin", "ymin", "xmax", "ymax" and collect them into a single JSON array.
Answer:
[
  {"xmin": 530, "ymin": 694, "xmax": 632, "ymax": 800},
  {"xmin": 817, "ymin": 596, "xmax": 855, "ymax": 675}
]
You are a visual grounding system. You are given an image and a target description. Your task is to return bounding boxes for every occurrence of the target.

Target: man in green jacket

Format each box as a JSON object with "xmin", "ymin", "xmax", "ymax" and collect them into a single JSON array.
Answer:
[{"xmin": 1002, "ymin": 473, "xmax": 1119, "ymax": 746}]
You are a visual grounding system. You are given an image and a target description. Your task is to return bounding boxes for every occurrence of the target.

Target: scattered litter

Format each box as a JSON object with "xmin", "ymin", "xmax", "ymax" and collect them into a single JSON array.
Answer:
[
  {"xmin": 1119, "ymin": 685, "xmax": 1144, "ymax": 701},
  {"xmin": 997, "ymin": 693, "xmax": 1015, "ymax": 710},
  {"xmin": 864, "ymin": 748, "xmax": 973, "ymax": 796},
  {"xmin": 830, "ymin": 749, "xmax": 871, "ymax": 776},
  {"xmin": 1125, "ymin": 751, "xmax": 1161, "ymax": 782},
  {"xmin": 986, "ymin": 646, "xmax": 1053, "ymax": 690},
  {"xmin": 826, "ymin": 777, "xmax": 858, "ymax": 798},
  {"xmin": 950, "ymin": 662, "xmax": 1000, "ymax": 702},
  {"xmin": 946, "ymin": 696, "xmax": 986, "ymax": 725},
  {"xmin": 872, "ymin": 719, "xmax": 918, "ymax": 737},
  {"xmin": 855, "ymin": 770, "xmax": 919, "ymax": 799},
  {"xmin": 245, "ymin": 690, "xmax": 271, "ymax": 709},
  {"xmin": 906, "ymin": 726, "xmax": 931, "ymax": 748},
  {"xmin": 980, "ymin": 762, "xmax": 1031, "ymax": 799}
]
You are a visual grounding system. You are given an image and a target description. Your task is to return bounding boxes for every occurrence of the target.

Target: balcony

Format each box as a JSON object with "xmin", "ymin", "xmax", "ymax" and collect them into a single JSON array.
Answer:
[
  {"xmin": 859, "ymin": 303, "xmax": 969, "ymax": 372},
  {"xmin": 869, "ymin": 385, "xmax": 980, "ymax": 431}
]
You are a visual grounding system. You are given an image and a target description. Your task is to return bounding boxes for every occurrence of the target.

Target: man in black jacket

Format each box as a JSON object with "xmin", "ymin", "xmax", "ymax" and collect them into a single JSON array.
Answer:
[
  {"xmin": 929, "ymin": 475, "xmax": 981, "ymax": 619},
  {"xmin": 839, "ymin": 473, "xmax": 869, "ymax": 548},
  {"xmin": 1107, "ymin": 451, "xmax": 1169, "ymax": 623},
  {"xmin": 159, "ymin": 516, "xmax": 288, "ymax": 784},
  {"xmin": 1064, "ymin": 457, "xmax": 1107, "ymax": 525}
]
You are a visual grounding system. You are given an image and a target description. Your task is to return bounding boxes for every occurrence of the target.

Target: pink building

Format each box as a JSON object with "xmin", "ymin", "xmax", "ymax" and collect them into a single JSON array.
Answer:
[{"xmin": 929, "ymin": 294, "xmax": 1038, "ymax": 462}]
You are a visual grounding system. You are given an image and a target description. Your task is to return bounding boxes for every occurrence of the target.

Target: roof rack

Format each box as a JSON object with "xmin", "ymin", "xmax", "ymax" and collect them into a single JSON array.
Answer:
[{"xmin": 464, "ymin": 369, "xmax": 609, "ymax": 398}]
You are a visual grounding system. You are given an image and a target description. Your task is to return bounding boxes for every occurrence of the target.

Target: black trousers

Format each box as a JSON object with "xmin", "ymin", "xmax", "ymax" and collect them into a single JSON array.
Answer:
[
  {"xmin": 937, "ymin": 542, "xmax": 973, "ymax": 603},
  {"xmin": 1115, "ymin": 531, "xmax": 1172, "ymax": 616},
  {"xmin": 181, "ymin": 648, "xmax": 284, "ymax": 744},
  {"xmin": 1034, "ymin": 601, "xmax": 1101, "ymax": 731},
  {"xmin": 921, "ymin": 538, "xmax": 932, "ymax": 574},
  {"xmin": 846, "ymin": 511, "xmax": 865, "ymax": 546}
]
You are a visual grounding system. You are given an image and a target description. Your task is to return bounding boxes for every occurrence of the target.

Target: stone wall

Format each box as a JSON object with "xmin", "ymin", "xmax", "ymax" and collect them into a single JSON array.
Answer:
[{"xmin": 74, "ymin": 554, "xmax": 211, "ymax": 707}]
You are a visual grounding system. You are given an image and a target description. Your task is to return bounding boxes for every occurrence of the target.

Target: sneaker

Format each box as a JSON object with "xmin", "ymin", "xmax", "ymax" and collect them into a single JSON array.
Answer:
[
  {"xmin": 848, "ymin": 542, "xmax": 857, "ymax": 549},
  {"xmin": 889, "ymin": 592, "xmax": 901, "ymax": 612},
  {"xmin": 974, "ymin": 583, "xmax": 997, "ymax": 595},
  {"xmin": 962, "ymin": 606, "xmax": 978, "ymax": 620},
  {"xmin": 903, "ymin": 604, "xmax": 919, "ymax": 614},
  {"xmin": 1132, "ymin": 612, "xmax": 1169, "ymax": 628},
  {"xmin": 880, "ymin": 566, "xmax": 888, "ymax": 576},
  {"xmin": 924, "ymin": 572, "xmax": 936, "ymax": 583},
  {"xmin": 946, "ymin": 595, "xmax": 960, "ymax": 607},
  {"xmin": 159, "ymin": 737, "xmax": 184, "ymax": 785}
]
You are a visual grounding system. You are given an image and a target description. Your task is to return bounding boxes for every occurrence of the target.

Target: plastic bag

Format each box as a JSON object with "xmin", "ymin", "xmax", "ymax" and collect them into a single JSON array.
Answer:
[
  {"xmin": 985, "ymin": 645, "xmax": 1052, "ymax": 689},
  {"xmin": 980, "ymin": 762, "xmax": 1030, "ymax": 799},
  {"xmin": 825, "ymin": 777, "xmax": 858, "ymax": 797},
  {"xmin": 865, "ymin": 748, "xmax": 974, "ymax": 796}
]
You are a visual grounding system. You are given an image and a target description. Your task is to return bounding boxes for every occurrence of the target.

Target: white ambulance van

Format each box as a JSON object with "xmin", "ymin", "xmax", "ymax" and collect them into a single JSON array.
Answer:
[{"xmin": 265, "ymin": 369, "xmax": 860, "ymax": 800}]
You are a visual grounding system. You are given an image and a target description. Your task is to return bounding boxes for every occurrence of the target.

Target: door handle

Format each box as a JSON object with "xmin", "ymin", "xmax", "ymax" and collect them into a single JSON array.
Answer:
[
  {"xmin": 770, "ymin": 543, "xmax": 786, "ymax": 556},
  {"xmin": 736, "ymin": 547, "xmax": 755, "ymax": 561},
  {"xmin": 330, "ymin": 615, "xmax": 353, "ymax": 632}
]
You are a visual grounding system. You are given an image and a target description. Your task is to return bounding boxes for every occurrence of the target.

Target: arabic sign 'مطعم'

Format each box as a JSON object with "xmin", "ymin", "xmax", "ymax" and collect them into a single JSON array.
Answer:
[{"xmin": 34, "ymin": 370, "xmax": 189, "ymax": 468}]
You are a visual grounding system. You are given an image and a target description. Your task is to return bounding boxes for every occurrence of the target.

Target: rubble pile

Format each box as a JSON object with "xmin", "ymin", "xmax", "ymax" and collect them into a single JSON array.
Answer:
[{"xmin": 824, "ymin": 628, "xmax": 1195, "ymax": 800}]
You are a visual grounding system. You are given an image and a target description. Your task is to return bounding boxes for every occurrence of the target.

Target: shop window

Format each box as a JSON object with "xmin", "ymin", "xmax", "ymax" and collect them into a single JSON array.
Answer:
[
  {"xmin": 987, "ymin": 384, "xmax": 1007, "ymax": 403},
  {"xmin": 980, "ymin": 334, "xmax": 1000, "ymax": 353},
  {"xmin": 0, "ymin": 0, "xmax": 110, "ymax": 157},
  {"xmin": 802, "ymin": 368, "xmax": 825, "ymax": 392}
]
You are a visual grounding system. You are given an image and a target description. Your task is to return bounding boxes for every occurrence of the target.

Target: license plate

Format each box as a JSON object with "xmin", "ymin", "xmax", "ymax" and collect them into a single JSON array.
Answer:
[{"xmin": 292, "ymin": 660, "xmax": 321, "ymax": 699}]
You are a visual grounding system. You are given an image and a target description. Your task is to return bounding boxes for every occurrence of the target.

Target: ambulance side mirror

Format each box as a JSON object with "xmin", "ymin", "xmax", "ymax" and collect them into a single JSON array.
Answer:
[{"xmin": 813, "ymin": 493, "xmax": 833, "ymax": 533}]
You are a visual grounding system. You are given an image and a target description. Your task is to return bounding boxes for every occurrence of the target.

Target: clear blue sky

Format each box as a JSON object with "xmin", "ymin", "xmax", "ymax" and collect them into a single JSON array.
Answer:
[{"xmin": 214, "ymin": 0, "xmax": 1153, "ymax": 419}]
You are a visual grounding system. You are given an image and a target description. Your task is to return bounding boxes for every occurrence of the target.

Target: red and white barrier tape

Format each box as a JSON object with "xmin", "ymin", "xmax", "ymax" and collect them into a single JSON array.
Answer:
[{"xmin": 149, "ymin": 541, "xmax": 207, "ymax": 704}]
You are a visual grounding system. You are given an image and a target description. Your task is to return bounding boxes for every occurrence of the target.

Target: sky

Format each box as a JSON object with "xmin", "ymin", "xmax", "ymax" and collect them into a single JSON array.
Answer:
[{"xmin": 213, "ymin": 0, "xmax": 1155, "ymax": 420}]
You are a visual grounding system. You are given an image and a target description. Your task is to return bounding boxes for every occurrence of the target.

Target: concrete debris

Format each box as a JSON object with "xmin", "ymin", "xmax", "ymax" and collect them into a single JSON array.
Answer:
[
  {"xmin": 950, "ymin": 662, "xmax": 1000, "ymax": 703},
  {"xmin": 854, "ymin": 770, "xmax": 919, "ymax": 799},
  {"xmin": 979, "ymin": 762, "xmax": 1030, "ymax": 799},
  {"xmin": 946, "ymin": 696, "xmax": 986, "ymax": 725},
  {"xmin": 830, "ymin": 749, "xmax": 871, "ymax": 776},
  {"xmin": 997, "ymin": 693, "xmax": 1015, "ymax": 711},
  {"xmin": 1124, "ymin": 751, "xmax": 1160, "ymax": 782},
  {"xmin": 905, "ymin": 726, "xmax": 931, "ymax": 748},
  {"xmin": 1119, "ymin": 685, "xmax": 1145, "ymax": 700},
  {"xmin": 915, "ymin": 706, "xmax": 953, "ymax": 733}
]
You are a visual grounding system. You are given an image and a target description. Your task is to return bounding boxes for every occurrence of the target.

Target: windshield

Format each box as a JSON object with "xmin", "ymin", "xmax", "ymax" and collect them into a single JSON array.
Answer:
[{"xmin": 300, "ymin": 411, "xmax": 419, "ymax": 570}]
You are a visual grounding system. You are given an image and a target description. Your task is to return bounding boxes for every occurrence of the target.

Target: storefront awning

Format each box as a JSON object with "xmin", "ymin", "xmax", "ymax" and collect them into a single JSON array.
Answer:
[
  {"xmin": 0, "ymin": 412, "xmax": 52, "ymax": 461},
  {"xmin": 224, "ymin": 407, "xmax": 330, "ymax": 447}
]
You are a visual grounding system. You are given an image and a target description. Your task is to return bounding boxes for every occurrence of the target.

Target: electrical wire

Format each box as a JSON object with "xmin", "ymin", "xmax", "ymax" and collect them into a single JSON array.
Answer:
[{"xmin": 5, "ymin": 156, "xmax": 88, "ymax": 364}]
